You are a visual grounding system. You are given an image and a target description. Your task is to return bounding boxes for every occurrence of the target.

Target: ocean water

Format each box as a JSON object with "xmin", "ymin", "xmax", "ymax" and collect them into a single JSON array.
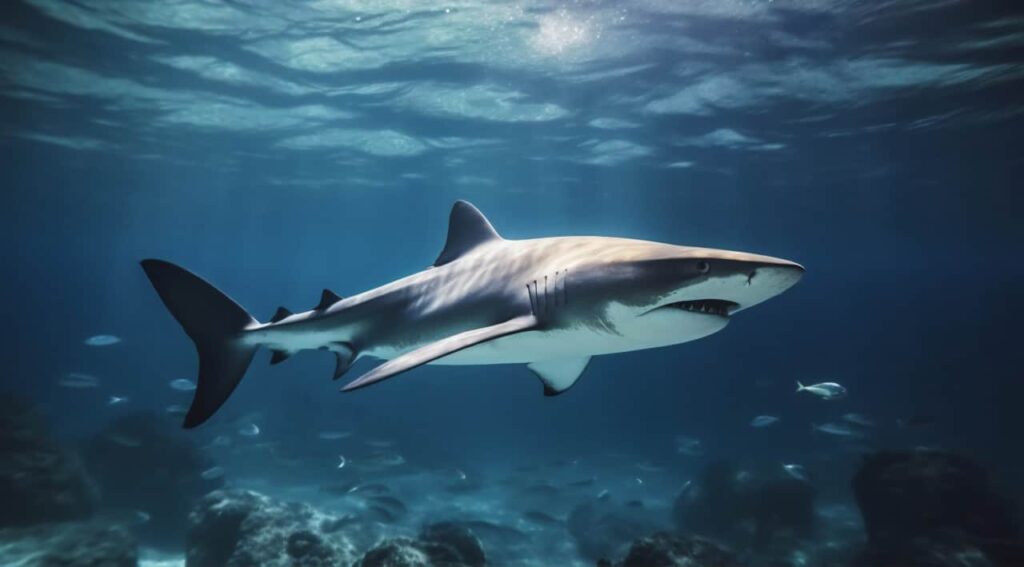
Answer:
[{"xmin": 1, "ymin": 1, "xmax": 1023, "ymax": 566}]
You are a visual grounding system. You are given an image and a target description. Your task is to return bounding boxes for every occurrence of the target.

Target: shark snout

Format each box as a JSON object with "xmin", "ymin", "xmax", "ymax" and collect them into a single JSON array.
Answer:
[
  {"xmin": 719, "ymin": 255, "xmax": 803, "ymax": 312},
  {"xmin": 659, "ymin": 249, "xmax": 804, "ymax": 314}
]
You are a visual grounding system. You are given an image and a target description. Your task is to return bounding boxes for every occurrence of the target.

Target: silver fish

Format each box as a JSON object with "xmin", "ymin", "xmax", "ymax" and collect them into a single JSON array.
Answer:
[
  {"xmin": 59, "ymin": 372, "xmax": 99, "ymax": 388},
  {"xmin": 169, "ymin": 378, "xmax": 197, "ymax": 391},
  {"xmin": 796, "ymin": 381, "xmax": 847, "ymax": 400},
  {"xmin": 783, "ymin": 463, "xmax": 809, "ymax": 481},
  {"xmin": 362, "ymin": 451, "xmax": 405, "ymax": 468},
  {"xmin": 107, "ymin": 396, "xmax": 128, "ymax": 406},
  {"xmin": 318, "ymin": 430, "xmax": 353, "ymax": 440},
  {"xmin": 841, "ymin": 413, "xmax": 875, "ymax": 427},
  {"xmin": 238, "ymin": 423, "xmax": 261, "ymax": 437},
  {"xmin": 675, "ymin": 435, "xmax": 704, "ymax": 457},
  {"xmin": 106, "ymin": 433, "xmax": 142, "ymax": 448},
  {"xmin": 750, "ymin": 415, "xmax": 780, "ymax": 428},
  {"xmin": 84, "ymin": 335, "xmax": 121, "ymax": 346},
  {"xmin": 200, "ymin": 466, "xmax": 225, "ymax": 480},
  {"xmin": 812, "ymin": 422, "xmax": 863, "ymax": 438},
  {"xmin": 165, "ymin": 404, "xmax": 188, "ymax": 417}
]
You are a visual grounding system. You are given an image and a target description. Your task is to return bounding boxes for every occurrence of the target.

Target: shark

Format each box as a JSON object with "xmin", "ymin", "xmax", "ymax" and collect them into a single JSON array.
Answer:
[{"xmin": 142, "ymin": 201, "xmax": 803, "ymax": 428}]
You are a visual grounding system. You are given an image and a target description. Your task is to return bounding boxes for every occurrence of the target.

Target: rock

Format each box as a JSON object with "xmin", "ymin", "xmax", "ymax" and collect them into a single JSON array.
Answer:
[
  {"xmin": 617, "ymin": 532, "xmax": 742, "ymax": 567},
  {"xmin": 82, "ymin": 413, "xmax": 222, "ymax": 550},
  {"xmin": 186, "ymin": 489, "xmax": 357, "ymax": 567},
  {"xmin": 852, "ymin": 449, "xmax": 1019, "ymax": 545},
  {"xmin": 569, "ymin": 495, "xmax": 661, "ymax": 561},
  {"xmin": 356, "ymin": 523, "xmax": 487, "ymax": 567},
  {"xmin": 419, "ymin": 522, "xmax": 486, "ymax": 567},
  {"xmin": 358, "ymin": 538, "xmax": 430, "ymax": 567},
  {"xmin": 0, "ymin": 392, "xmax": 98, "ymax": 527},
  {"xmin": 852, "ymin": 449, "xmax": 1023, "ymax": 566},
  {"xmin": 850, "ymin": 536, "xmax": 995, "ymax": 567},
  {"xmin": 672, "ymin": 460, "xmax": 815, "ymax": 550},
  {"xmin": 0, "ymin": 521, "xmax": 137, "ymax": 566}
]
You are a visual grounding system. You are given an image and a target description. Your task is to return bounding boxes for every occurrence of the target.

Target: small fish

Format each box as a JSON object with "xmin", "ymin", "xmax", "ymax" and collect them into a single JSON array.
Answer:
[
  {"xmin": 165, "ymin": 404, "xmax": 187, "ymax": 417},
  {"xmin": 455, "ymin": 468, "xmax": 467, "ymax": 481},
  {"xmin": 362, "ymin": 451, "xmax": 405, "ymax": 468},
  {"xmin": 106, "ymin": 433, "xmax": 142, "ymax": 448},
  {"xmin": 841, "ymin": 413, "xmax": 875, "ymax": 427},
  {"xmin": 200, "ymin": 466, "xmax": 225, "ymax": 480},
  {"xmin": 200, "ymin": 435, "xmax": 232, "ymax": 450},
  {"xmin": 318, "ymin": 430, "xmax": 353, "ymax": 440},
  {"xmin": 635, "ymin": 461, "xmax": 664, "ymax": 473},
  {"xmin": 750, "ymin": 415, "xmax": 780, "ymax": 428},
  {"xmin": 596, "ymin": 489, "xmax": 610, "ymax": 501},
  {"xmin": 625, "ymin": 499, "xmax": 645, "ymax": 509},
  {"xmin": 347, "ymin": 482, "xmax": 390, "ymax": 496},
  {"xmin": 796, "ymin": 381, "xmax": 847, "ymax": 400},
  {"xmin": 84, "ymin": 335, "xmax": 121, "ymax": 346},
  {"xmin": 107, "ymin": 396, "xmax": 128, "ymax": 406},
  {"xmin": 635, "ymin": 477, "xmax": 644, "ymax": 485},
  {"xmin": 812, "ymin": 422, "xmax": 864, "ymax": 438},
  {"xmin": 59, "ymin": 372, "xmax": 99, "ymax": 388},
  {"xmin": 169, "ymin": 378, "xmax": 197, "ymax": 391},
  {"xmin": 734, "ymin": 470, "xmax": 754, "ymax": 483},
  {"xmin": 238, "ymin": 423, "xmax": 261, "ymax": 437},
  {"xmin": 134, "ymin": 510, "xmax": 151, "ymax": 524},
  {"xmin": 675, "ymin": 435, "xmax": 704, "ymax": 457},
  {"xmin": 783, "ymin": 463, "xmax": 809, "ymax": 481},
  {"xmin": 337, "ymin": 455, "xmax": 347, "ymax": 469},
  {"xmin": 677, "ymin": 480, "xmax": 693, "ymax": 496}
]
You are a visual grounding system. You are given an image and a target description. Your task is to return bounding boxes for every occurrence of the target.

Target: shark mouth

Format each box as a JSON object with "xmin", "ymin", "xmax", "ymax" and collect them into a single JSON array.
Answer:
[{"xmin": 671, "ymin": 299, "xmax": 739, "ymax": 317}]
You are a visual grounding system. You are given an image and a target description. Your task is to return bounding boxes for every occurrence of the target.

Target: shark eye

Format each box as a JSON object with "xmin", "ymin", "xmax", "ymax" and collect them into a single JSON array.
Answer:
[{"xmin": 695, "ymin": 261, "xmax": 710, "ymax": 274}]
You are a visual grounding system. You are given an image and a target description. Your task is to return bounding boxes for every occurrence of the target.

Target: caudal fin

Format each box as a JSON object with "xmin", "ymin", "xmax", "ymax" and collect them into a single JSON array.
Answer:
[
  {"xmin": 140, "ymin": 259, "xmax": 258, "ymax": 429},
  {"xmin": 796, "ymin": 380, "xmax": 805, "ymax": 392}
]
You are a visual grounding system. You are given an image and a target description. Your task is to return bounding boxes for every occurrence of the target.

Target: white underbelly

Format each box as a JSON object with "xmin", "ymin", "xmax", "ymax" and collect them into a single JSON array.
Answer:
[{"xmin": 366, "ymin": 327, "xmax": 683, "ymax": 365}]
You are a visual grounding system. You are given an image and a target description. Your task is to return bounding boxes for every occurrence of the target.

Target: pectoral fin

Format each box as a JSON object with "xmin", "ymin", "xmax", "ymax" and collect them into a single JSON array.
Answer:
[
  {"xmin": 528, "ymin": 357, "xmax": 591, "ymax": 396},
  {"xmin": 341, "ymin": 314, "xmax": 540, "ymax": 392}
]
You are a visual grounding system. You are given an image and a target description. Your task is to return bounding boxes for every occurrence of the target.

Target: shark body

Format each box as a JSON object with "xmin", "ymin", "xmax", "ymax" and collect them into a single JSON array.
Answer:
[{"xmin": 142, "ymin": 201, "xmax": 803, "ymax": 428}]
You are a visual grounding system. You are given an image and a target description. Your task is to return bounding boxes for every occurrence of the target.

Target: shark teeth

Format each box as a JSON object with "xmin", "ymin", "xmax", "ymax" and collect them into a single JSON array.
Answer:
[{"xmin": 672, "ymin": 299, "xmax": 738, "ymax": 317}]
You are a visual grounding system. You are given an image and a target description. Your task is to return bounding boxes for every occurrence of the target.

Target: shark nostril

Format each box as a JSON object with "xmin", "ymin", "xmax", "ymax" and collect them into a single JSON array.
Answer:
[{"xmin": 696, "ymin": 261, "xmax": 710, "ymax": 274}]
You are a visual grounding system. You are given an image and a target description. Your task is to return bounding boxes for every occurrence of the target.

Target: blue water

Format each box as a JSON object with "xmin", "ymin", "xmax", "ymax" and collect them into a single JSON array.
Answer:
[{"xmin": 1, "ymin": 1, "xmax": 1022, "ymax": 565}]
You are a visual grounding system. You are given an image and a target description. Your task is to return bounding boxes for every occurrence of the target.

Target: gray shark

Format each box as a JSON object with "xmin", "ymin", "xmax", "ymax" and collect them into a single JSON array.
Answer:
[{"xmin": 142, "ymin": 201, "xmax": 803, "ymax": 428}]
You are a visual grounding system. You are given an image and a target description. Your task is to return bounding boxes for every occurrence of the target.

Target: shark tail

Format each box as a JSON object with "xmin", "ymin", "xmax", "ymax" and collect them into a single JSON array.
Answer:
[
  {"xmin": 141, "ymin": 259, "xmax": 259, "ymax": 429},
  {"xmin": 796, "ymin": 380, "xmax": 805, "ymax": 392}
]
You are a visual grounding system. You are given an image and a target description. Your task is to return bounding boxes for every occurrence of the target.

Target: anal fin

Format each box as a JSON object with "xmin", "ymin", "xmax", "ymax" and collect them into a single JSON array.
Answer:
[
  {"xmin": 341, "ymin": 314, "xmax": 539, "ymax": 392},
  {"xmin": 333, "ymin": 343, "xmax": 356, "ymax": 380},
  {"xmin": 528, "ymin": 357, "xmax": 591, "ymax": 396},
  {"xmin": 270, "ymin": 350, "xmax": 291, "ymax": 365}
]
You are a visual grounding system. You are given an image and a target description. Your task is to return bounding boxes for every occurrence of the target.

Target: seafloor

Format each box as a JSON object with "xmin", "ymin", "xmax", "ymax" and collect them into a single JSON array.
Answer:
[{"xmin": 1, "ymin": 391, "xmax": 1021, "ymax": 567}]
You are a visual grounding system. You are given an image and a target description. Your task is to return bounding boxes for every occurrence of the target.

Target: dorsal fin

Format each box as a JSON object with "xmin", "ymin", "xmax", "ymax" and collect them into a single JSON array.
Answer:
[
  {"xmin": 433, "ymin": 201, "xmax": 502, "ymax": 267},
  {"xmin": 316, "ymin": 289, "xmax": 342, "ymax": 311},
  {"xmin": 270, "ymin": 306, "xmax": 291, "ymax": 323}
]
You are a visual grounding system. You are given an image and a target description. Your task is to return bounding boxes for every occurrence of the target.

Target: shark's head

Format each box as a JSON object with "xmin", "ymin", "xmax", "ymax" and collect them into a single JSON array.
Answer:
[{"xmin": 586, "ymin": 241, "xmax": 805, "ymax": 348}]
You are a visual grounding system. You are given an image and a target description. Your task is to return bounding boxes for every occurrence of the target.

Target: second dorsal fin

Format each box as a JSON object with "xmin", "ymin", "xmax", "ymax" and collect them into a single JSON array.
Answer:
[
  {"xmin": 316, "ymin": 289, "xmax": 342, "ymax": 311},
  {"xmin": 270, "ymin": 306, "xmax": 292, "ymax": 323},
  {"xmin": 433, "ymin": 201, "xmax": 502, "ymax": 267}
]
